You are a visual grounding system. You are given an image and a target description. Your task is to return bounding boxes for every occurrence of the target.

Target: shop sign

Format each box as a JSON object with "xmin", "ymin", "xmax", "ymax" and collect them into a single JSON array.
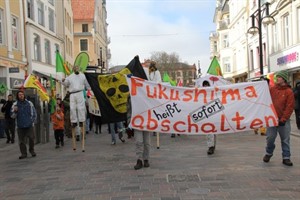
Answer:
[
  {"xmin": 9, "ymin": 67, "xmax": 20, "ymax": 73},
  {"xmin": 277, "ymin": 52, "xmax": 299, "ymax": 66},
  {"xmin": 0, "ymin": 83, "xmax": 8, "ymax": 94},
  {"xmin": 10, "ymin": 78, "xmax": 24, "ymax": 89}
]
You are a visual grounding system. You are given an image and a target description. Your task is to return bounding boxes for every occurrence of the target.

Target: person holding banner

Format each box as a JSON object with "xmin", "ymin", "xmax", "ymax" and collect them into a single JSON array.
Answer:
[
  {"xmin": 148, "ymin": 61, "xmax": 162, "ymax": 140},
  {"xmin": 263, "ymin": 70, "xmax": 295, "ymax": 166},
  {"xmin": 62, "ymin": 65, "xmax": 91, "ymax": 152},
  {"xmin": 202, "ymin": 81, "xmax": 217, "ymax": 155},
  {"xmin": 127, "ymin": 95, "xmax": 151, "ymax": 170}
]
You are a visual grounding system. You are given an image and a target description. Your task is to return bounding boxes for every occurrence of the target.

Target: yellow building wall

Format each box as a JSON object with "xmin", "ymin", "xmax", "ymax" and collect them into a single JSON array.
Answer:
[
  {"xmin": 12, "ymin": 51, "xmax": 22, "ymax": 61},
  {"xmin": 0, "ymin": 47, "xmax": 8, "ymax": 57},
  {"xmin": 10, "ymin": 0, "xmax": 20, "ymax": 15}
]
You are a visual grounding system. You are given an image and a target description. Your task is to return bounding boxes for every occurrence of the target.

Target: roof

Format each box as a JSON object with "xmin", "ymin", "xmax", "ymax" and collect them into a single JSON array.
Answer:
[{"xmin": 72, "ymin": 0, "xmax": 95, "ymax": 21}]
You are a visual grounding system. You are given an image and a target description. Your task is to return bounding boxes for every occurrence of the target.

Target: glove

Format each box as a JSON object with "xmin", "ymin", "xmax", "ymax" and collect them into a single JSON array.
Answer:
[{"xmin": 278, "ymin": 121, "xmax": 286, "ymax": 126}]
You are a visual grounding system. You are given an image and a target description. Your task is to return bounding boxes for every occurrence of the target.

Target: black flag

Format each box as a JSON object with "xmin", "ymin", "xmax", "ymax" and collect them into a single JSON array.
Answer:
[{"xmin": 85, "ymin": 56, "xmax": 147, "ymax": 123}]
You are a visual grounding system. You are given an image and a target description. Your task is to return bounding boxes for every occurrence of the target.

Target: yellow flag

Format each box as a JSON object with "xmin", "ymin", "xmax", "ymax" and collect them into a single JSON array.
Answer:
[{"xmin": 23, "ymin": 74, "xmax": 50, "ymax": 102}]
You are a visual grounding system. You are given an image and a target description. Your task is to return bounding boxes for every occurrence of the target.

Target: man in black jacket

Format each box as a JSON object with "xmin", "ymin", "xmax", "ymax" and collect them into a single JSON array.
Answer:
[
  {"xmin": 1, "ymin": 94, "xmax": 15, "ymax": 143},
  {"xmin": 293, "ymin": 81, "xmax": 300, "ymax": 130}
]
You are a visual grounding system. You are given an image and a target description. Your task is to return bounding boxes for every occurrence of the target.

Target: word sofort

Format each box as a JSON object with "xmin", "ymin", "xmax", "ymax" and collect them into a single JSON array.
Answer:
[
  {"xmin": 131, "ymin": 111, "xmax": 277, "ymax": 134},
  {"xmin": 153, "ymin": 102, "xmax": 181, "ymax": 120},
  {"xmin": 190, "ymin": 98, "xmax": 224, "ymax": 123}
]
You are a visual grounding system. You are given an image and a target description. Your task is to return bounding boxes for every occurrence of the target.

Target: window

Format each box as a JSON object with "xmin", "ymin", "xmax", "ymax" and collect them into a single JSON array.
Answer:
[
  {"xmin": 256, "ymin": 46, "xmax": 260, "ymax": 69},
  {"xmin": 297, "ymin": 7, "xmax": 300, "ymax": 42},
  {"xmin": 260, "ymin": 0, "xmax": 266, "ymax": 5},
  {"xmin": 171, "ymin": 71, "xmax": 175, "ymax": 77},
  {"xmin": 272, "ymin": 23, "xmax": 278, "ymax": 52},
  {"xmin": 48, "ymin": 8, "xmax": 54, "ymax": 32},
  {"xmin": 223, "ymin": 57, "xmax": 231, "ymax": 72},
  {"xmin": 252, "ymin": 0, "xmax": 256, "ymax": 8},
  {"xmin": 282, "ymin": 14, "xmax": 289, "ymax": 47},
  {"xmin": 12, "ymin": 16, "xmax": 19, "ymax": 49},
  {"xmin": 33, "ymin": 34, "xmax": 41, "ymax": 61},
  {"xmin": 55, "ymin": 43, "xmax": 59, "ymax": 52},
  {"xmin": 213, "ymin": 41, "xmax": 217, "ymax": 52},
  {"xmin": 250, "ymin": 50, "xmax": 254, "ymax": 71},
  {"xmin": 263, "ymin": 43, "xmax": 266, "ymax": 67},
  {"xmin": 27, "ymin": 0, "xmax": 34, "ymax": 20},
  {"xmin": 48, "ymin": 0, "xmax": 54, "ymax": 5},
  {"xmin": 38, "ymin": 1, "xmax": 44, "ymax": 26},
  {"xmin": 45, "ymin": 39, "xmax": 51, "ymax": 64},
  {"xmin": 0, "ymin": 9, "xmax": 4, "ymax": 44},
  {"xmin": 82, "ymin": 24, "xmax": 88, "ymax": 32},
  {"xmin": 223, "ymin": 34, "xmax": 229, "ymax": 48},
  {"xmin": 80, "ymin": 39, "xmax": 88, "ymax": 51}
]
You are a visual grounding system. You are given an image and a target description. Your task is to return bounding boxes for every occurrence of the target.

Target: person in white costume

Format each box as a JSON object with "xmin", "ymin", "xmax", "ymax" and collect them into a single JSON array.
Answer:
[
  {"xmin": 62, "ymin": 66, "xmax": 90, "ymax": 152},
  {"xmin": 148, "ymin": 61, "xmax": 162, "ymax": 83}
]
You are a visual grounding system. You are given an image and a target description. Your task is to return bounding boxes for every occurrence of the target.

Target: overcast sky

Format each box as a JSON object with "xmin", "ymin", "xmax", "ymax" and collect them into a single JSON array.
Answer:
[{"xmin": 106, "ymin": 0, "xmax": 216, "ymax": 73}]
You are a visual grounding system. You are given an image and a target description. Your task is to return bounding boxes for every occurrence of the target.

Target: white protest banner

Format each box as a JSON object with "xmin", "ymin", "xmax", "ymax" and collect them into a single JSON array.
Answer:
[
  {"xmin": 126, "ymin": 76, "xmax": 278, "ymax": 135},
  {"xmin": 88, "ymin": 96, "xmax": 101, "ymax": 116}
]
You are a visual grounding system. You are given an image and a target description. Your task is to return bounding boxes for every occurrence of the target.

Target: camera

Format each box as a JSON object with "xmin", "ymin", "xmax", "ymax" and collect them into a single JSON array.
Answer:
[{"xmin": 0, "ymin": 99, "xmax": 6, "ymax": 104}]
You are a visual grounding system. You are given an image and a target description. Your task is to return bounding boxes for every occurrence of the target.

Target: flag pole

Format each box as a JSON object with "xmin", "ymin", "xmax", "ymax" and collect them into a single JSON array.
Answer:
[{"xmin": 156, "ymin": 132, "xmax": 160, "ymax": 149}]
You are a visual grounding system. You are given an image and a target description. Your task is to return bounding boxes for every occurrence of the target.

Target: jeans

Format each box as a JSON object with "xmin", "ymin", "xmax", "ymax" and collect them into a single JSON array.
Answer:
[
  {"xmin": 109, "ymin": 122, "xmax": 124, "ymax": 143},
  {"xmin": 265, "ymin": 119, "xmax": 291, "ymax": 159},
  {"xmin": 18, "ymin": 127, "xmax": 35, "ymax": 156},
  {"xmin": 135, "ymin": 129, "xmax": 150, "ymax": 160}
]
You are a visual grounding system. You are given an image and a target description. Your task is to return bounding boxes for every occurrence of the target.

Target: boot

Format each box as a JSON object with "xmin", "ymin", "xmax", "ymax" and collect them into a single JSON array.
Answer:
[
  {"xmin": 144, "ymin": 160, "xmax": 150, "ymax": 168},
  {"xmin": 118, "ymin": 131, "xmax": 125, "ymax": 143},
  {"xmin": 282, "ymin": 159, "xmax": 293, "ymax": 166},
  {"xmin": 207, "ymin": 146, "xmax": 215, "ymax": 155},
  {"xmin": 134, "ymin": 159, "xmax": 143, "ymax": 170}
]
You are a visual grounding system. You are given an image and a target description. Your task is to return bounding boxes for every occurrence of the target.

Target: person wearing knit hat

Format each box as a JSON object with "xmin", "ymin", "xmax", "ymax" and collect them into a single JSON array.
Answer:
[
  {"xmin": 263, "ymin": 69, "xmax": 295, "ymax": 166},
  {"xmin": 276, "ymin": 70, "xmax": 289, "ymax": 83}
]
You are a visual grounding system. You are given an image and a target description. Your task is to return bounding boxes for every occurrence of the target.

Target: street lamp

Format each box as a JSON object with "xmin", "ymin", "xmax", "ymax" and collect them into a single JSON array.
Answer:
[
  {"xmin": 98, "ymin": 47, "xmax": 103, "ymax": 73},
  {"xmin": 247, "ymin": 0, "xmax": 275, "ymax": 76}
]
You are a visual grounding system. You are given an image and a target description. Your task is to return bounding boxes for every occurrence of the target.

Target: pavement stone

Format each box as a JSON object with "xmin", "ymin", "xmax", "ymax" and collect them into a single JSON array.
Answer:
[{"xmin": 0, "ymin": 123, "xmax": 299, "ymax": 200}]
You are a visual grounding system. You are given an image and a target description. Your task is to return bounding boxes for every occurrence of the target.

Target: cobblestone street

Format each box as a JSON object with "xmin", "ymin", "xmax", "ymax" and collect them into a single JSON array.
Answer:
[{"xmin": 0, "ymin": 123, "xmax": 299, "ymax": 200}]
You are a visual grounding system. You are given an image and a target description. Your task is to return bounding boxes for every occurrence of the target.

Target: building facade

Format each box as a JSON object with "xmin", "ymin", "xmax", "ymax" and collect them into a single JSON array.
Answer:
[
  {"xmin": 268, "ymin": 0, "xmax": 300, "ymax": 87},
  {"xmin": 24, "ymin": 0, "xmax": 64, "ymax": 85},
  {"xmin": 211, "ymin": 0, "xmax": 300, "ymax": 85},
  {"xmin": 0, "ymin": 0, "xmax": 27, "ymax": 99},
  {"xmin": 71, "ymin": 0, "xmax": 109, "ymax": 71}
]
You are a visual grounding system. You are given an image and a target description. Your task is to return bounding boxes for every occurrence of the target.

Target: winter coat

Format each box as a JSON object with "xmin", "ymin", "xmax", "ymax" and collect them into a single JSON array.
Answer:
[
  {"xmin": 51, "ymin": 111, "xmax": 64, "ymax": 130},
  {"xmin": 11, "ymin": 99, "xmax": 36, "ymax": 128},
  {"xmin": 269, "ymin": 84, "xmax": 295, "ymax": 123},
  {"xmin": 1, "ymin": 100, "xmax": 14, "ymax": 119},
  {"xmin": 293, "ymin": 81, "xmax": 300, "ymax": 110}
]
